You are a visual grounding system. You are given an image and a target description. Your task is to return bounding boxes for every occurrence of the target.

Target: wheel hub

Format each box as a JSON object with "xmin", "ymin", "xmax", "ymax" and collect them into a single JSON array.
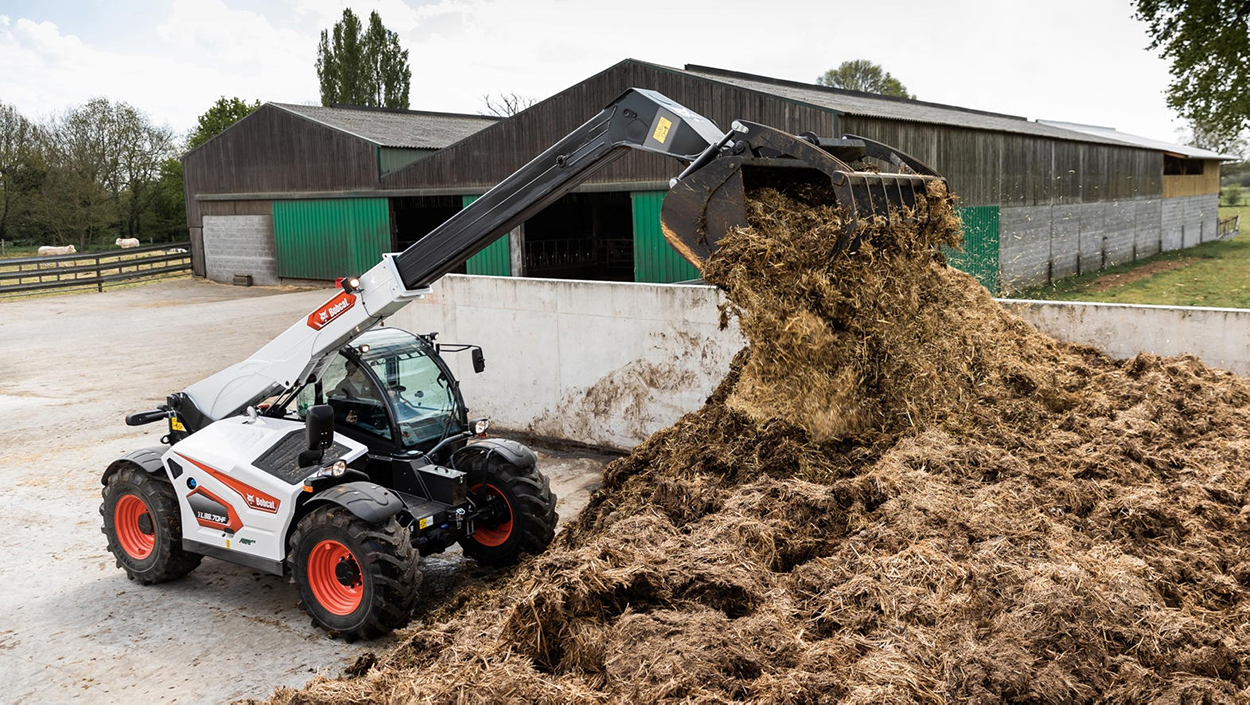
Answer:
[
  {"xmin": 334, "ymin": 555, "xmax": 361, "ymax": 587},
  {"xmin": 137, "ymin": 513, "xmax": 154, "ymax": 535}
]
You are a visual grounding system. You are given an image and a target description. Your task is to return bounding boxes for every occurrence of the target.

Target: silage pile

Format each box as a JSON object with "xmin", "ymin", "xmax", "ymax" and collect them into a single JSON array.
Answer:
[{"xmin": 279, "ymin": 182, "xmax": 1250, "ymax": 703}]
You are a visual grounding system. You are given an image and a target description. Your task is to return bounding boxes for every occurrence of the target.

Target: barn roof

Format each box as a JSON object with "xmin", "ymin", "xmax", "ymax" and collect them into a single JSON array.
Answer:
[
  {"xmin": 1037, "ymin": 120, "xmax": 1238, "ymax": 160},
  {"xmin": 674, "ymin": 64, "xmax": 1154, "ymax": 149},
  {"xmin": 270, "ymin": 103, "xmax": 499, "ymax": 149}
]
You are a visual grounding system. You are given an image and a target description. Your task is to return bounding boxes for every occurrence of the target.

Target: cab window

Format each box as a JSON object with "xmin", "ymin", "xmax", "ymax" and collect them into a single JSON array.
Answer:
[{"xmin": 295, "ymin": 355, "xmax": 392, "ymax": 440}]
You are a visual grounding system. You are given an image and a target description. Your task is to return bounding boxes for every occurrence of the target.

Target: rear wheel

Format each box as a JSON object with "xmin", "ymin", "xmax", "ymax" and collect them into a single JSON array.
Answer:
[
  {"xmin": 458, "ymin": 453, "xmax": 558, "ymax": 566},
  {"xmin": 101, "ymin": 464, "xmax": 202, "ymax": 583},
  {"xmin": 289, "ymin": 505, "xmax": 419, "ymax": 640}
]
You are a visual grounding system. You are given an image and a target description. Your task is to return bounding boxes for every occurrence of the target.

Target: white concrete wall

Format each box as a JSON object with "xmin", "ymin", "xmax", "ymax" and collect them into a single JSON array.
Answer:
[
  {"xmin": 1000, "ymin": 299, "xmax": 1250, "ymax": 375},
  {"xmin": 388, "ymin": 275, "xmax": 744, "ymax": 451},
  {"xmin": 203, "ymin": 215, "xmax": 278, "ymax": 285},
  {"xmin": 383, "ymin": 275, "xmax": 1250, "ymax": 451}
]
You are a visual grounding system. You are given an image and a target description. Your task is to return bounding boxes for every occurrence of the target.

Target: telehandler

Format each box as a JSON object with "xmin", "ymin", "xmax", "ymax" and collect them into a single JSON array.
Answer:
[{"xmin": 102, "ymin": 88, "xmax": 945, "ymax": 639}]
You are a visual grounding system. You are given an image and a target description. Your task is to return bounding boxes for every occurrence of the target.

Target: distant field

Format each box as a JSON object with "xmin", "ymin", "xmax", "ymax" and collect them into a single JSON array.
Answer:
[{"xmin": 1010, "ymin": 207, "xmax": 1250, "ymax": 308}]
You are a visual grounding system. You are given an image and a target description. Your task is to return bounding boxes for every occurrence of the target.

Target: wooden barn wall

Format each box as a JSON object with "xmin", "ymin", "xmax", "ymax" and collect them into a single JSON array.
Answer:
[
  {"xmin": 1162, "ymin": 160, "xmax": 1221, "ymax": 198},
  {"xmin": 839, "ymin": 116, "xmax": 1162, "ymax": 206},
  {"xmin": 381, "ymin": 62, "xmax": 835, "ymax": 190},
  {"xmin": 182, "ymin": 105, "xmax": 379, "ymax": 228}
]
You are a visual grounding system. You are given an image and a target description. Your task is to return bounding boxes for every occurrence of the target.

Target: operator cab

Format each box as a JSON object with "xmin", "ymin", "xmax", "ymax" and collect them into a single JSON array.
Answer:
[{"xmin": 293, "ymin": 328, "xmax": 472, "ymax": 458}]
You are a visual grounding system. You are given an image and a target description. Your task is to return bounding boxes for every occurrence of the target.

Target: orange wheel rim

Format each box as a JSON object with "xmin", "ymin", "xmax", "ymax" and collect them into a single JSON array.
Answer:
[
  {"xmin": 472, "ymin": 484, "xmax": 513, "ymax": 548},
  {"xmin": 114, "ymin": 494, "xmax": 155, "ymax": 560},
  {"xmin": 307, "ymin": 540, "xmax": 363, "ymax": 615}
]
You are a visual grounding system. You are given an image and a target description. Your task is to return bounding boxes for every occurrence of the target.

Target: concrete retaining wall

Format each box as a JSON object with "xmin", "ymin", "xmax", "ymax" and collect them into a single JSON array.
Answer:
[
  {"xmin": 389, "ymin": 275, "xmax": 744, "ymax": 450},
  {"xmin": 202, "ymin": 215, "xmax": 278, "ymax": 286},
  {"xmin": 1001, "ymin": 298, "xmax": 1250, "ymax": 375},
  {"xmin": 385, "ymin": 274, "xmax": 1250, "ymax": 450}
]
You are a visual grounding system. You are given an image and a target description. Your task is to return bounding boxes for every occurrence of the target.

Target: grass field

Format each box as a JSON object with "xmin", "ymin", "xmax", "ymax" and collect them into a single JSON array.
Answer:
[{"xmin": 1011, "ymin": 207, "xmax": 1250, "ymax": 308}]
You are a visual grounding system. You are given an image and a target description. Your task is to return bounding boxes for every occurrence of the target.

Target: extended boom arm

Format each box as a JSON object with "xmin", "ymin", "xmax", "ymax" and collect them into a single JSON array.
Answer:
[{"xmin": 178, "ymin": 89, "xmax": 727, "ymax": 424}]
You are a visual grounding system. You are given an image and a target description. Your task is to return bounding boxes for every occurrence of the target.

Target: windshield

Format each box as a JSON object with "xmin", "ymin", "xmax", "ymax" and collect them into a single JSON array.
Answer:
[{"xmin": 360, "ymin": 332, "xmax": 463, "ymax": 448}]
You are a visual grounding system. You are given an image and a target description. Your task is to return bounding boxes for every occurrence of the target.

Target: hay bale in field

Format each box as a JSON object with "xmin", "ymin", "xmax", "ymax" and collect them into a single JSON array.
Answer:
[{"xmin": 275, "ymin": 181, "xmax": 1250, "ymax": 704}]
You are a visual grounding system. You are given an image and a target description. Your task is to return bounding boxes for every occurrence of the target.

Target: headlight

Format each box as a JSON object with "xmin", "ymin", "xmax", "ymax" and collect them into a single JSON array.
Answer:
[
  {"xmin": 472, "ymin": 418, "xmax": 490, "ymax": 436},
  {"xmin": 307, "ymin": 459, "xmax": 349, "ymax": 483}
]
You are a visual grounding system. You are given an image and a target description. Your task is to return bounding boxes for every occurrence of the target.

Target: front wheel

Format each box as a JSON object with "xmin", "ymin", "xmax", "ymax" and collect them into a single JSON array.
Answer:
[
  {"xmin": 458, "ymin": 453, "xmax": 558, "ymax": 566},
  {"xmin": 101, "ymin": 464, "xmax": 202, "ymax": 583},
  {"xmin": 289, "ymin": 505, "xmax": 419, "ymax": 640}
]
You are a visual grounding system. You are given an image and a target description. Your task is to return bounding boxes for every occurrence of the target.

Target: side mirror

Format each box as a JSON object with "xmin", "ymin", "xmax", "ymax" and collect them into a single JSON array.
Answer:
[
  {"xmin": 299, "ymin": 404, "xmax": 335, "ymax": 467},
  {"xmin": 472, "ymin": 348, "xmax": 486, "ymax": 374}
]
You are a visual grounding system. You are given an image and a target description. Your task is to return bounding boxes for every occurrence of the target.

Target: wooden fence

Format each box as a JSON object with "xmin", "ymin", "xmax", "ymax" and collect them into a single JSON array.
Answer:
[
  {"xmin": 0, "ymin": 242, "xmax": 191, "ymax": 297},
  {"xmin": 1218, "ymin": 215, "xmax": 1240, "ymax": 240}
]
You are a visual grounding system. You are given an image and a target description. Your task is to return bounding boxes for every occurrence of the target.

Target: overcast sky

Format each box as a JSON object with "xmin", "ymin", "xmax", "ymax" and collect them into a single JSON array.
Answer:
[{"xmin": 0, "ymin": 0, "xmax": 1188, "ymax": 145}]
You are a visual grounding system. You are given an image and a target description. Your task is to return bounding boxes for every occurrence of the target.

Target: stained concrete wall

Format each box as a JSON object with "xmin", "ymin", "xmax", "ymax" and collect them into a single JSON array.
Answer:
[
  {"xmin": 202, "ymin": 215, "xmax": 278, "ymax": 285},
  {"xmin": 385, "ymin": 274, "xmax": 1250, "ymax": 451},
  {"xmin": 388, "ymin": 275, "xmax": 744, "ymax": 451}
]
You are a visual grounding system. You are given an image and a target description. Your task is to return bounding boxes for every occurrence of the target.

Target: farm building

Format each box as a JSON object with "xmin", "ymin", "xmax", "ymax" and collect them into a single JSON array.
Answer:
[
  {"xmin": 183, "ymin": 59, "xmax": 1234, "ymax": 291},
  {"xmin": 182, "ymin": 102, "xmax": 499, "ymax": 285}
]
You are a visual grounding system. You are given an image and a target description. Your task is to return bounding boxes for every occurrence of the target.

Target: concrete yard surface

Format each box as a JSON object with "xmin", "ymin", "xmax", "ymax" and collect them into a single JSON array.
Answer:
[{"xmin": 0, "ymin": 279, "xmax": 608, "ymax": 703}]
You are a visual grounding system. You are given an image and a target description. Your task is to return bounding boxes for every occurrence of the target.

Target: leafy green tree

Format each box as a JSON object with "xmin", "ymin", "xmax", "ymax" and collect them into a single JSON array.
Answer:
[
  {"xmin": 34, "ymin": 98, "xmax": 176, "ymax": 248},
  {"xmin": 1136, "ymin": 0, "xmax": 1250, "ymax": 152},
  {"xmin": 188, "ymin": 97, "xmax": 260, "ymax": 151},
  {"xmin": 149, "ymin": 157, "xmax": 186, "ymax": 241},
  {"xmin": 317, "ymin": 8, "xmax": 411, "ymax": 108},
  {"xmin": 817, "ymin": 60, "xmax": 914, "ymax": 99},
  {"xmin": 0, "ymin": 101, "xmax": 44, "ymax": 243}
]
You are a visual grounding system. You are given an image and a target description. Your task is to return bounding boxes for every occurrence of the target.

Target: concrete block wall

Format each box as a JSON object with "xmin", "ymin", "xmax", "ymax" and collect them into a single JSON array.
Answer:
[
  {"xmin": 1077, "ymin": 202, "xmax": 1106, "ymax": 274},
  {"xmin": 1000, "ymin": 197, "xmax": 1166, "ymax": 291},
  {"xmin": 999, "ymin": 206, "xmax": 1053, "ymax": 288},
  {"xmin": 202, "ymin": 215, "xmax": 278, "ymax": 286},
  {"xmin": 378, "ymin": 275, "xmax": 1250, "ymax": 451},
  {"xmin": 1103, "ymin": 200, "xmax": 1137, "ymax": 266},
  {"xmin": 1134, "ymin": 199, "xmax": 1163, "ymax": 257},
  {"xmin": 1162, "ymin": 194, "xmax": 1220, "ymax": 250}
]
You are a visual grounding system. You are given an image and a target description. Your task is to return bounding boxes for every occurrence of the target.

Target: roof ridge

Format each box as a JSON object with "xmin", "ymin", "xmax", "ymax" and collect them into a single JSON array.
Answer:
[
  {"xmin": 271, "ymin": 102, "xmax": 500, "ymax": 121},
  {"xmin": 683, "ymin": 63, "xmax": 1031, "ymax": 122}
]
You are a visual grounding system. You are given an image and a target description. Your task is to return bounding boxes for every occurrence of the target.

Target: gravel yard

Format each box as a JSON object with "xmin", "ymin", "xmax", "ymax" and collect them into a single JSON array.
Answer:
[{"xmin": 0, "ymin": 279, "xmax": 607, "ymax": 703}]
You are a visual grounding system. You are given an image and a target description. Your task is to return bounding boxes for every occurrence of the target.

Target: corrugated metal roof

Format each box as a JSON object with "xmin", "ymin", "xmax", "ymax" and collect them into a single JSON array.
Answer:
[
  {"xmin": 677, "ymin": 64, "xmax": 1160, "ymax": 149},
  {"xmin": 1037, "ymin": 120, "xmax": 1238, "ymax": 160},
  {"xmin": 270, "ymin": 103, "xmax": 499, "ymax": 149}
]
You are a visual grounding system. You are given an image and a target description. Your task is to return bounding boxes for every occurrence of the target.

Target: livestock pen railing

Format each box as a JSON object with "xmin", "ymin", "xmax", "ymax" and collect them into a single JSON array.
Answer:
[
  {"xmin": 1218, "ymin": 215, "xmax": 1240, "ymax": 240},
  {"xmin": 0, "ymin": 241, "xmax": 192, "ymax": 298}
]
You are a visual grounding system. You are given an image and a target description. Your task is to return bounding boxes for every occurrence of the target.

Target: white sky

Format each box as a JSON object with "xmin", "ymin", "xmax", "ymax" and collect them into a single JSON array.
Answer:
[{"xmin": 0, "ymin": 0, "xmax": 1188, "ymax": 145}]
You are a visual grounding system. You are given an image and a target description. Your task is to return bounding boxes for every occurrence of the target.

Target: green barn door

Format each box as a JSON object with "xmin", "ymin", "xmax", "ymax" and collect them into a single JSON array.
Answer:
[
  {"xmin": 631, "ymin": 191, "xmax": 700, "ymax": 283},
  {"xmin": 946, "ymin": 205, "xmax": 1001, "ymax": 292},
  {"xmin": 272, "ymin": 198, "xmax": 391, "ymax": 280},
  {"xmin": 462, "ymin": 195, "xmax": 511, "ymax": 276}
]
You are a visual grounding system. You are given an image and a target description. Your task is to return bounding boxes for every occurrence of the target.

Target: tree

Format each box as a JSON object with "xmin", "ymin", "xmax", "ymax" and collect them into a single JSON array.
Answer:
[
  {"xmin": 817, "ymin": 60, "xmax": 914, "ymax": 99},
  {"xmin": 188, "ymin": 97, "xmax": 260, "ymax": 151},
  {"xmin": 481, "ymin": 92, "xmax": 537, "ymax": 117},
  {"xmin": 0, "ymin": 102, "xmax": 43, "ymax": 243},
  {"xmin": 34, "ymin": 98, "xmax": 176, "ymax": 248},
  {"xmin": 317, "ymin": 9, "xmax": 411, "ymax": 108},
  {"xmin": 1135, "ymin": 0, "xmax": 1250, "ymax": 150}
]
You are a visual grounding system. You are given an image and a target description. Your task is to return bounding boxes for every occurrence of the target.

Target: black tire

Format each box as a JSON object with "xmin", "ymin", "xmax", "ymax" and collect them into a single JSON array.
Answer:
[
  {"xmin": 101, "ymin": 464, "xmax": 202, "ymax": 584},
  {"xmin": 457, "ymin": 452, "xmax": 558, "ymax": 566},
  {"xmin": 289, "ymin": 505, "xmax": 419, "ymax": 640}
]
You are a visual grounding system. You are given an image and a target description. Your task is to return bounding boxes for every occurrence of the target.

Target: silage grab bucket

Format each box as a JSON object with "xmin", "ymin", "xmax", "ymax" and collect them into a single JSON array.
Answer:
[{"xmin": 661, "ymin": 120, "xmax": 948, "ymax": 269}]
